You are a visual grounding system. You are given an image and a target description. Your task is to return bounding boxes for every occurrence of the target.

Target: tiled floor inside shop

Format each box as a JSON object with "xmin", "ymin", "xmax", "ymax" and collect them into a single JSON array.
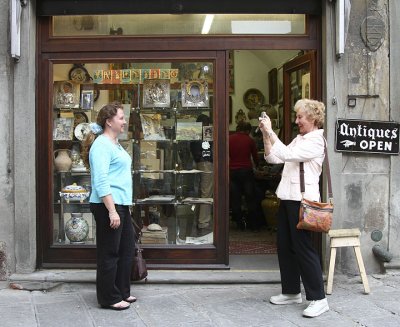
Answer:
[
  {"xmin": 229, "ymin": 220, "xmax": 277, "ymax": 255},
  {"xmin": 228, "ymin": 218, "xmax": 279, "ymax": 271}
]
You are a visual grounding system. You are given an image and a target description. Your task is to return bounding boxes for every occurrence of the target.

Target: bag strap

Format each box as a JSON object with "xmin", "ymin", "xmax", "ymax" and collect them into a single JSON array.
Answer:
[{"xmin": 300, "ymin": 137, "xmax": 333, "ymax": 202}]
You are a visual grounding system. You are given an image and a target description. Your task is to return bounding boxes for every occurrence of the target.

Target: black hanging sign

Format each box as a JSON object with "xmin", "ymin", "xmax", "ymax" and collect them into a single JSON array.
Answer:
[{"xmin": 335, "ymin": 119, "xmax": 400, "ymax": 155}]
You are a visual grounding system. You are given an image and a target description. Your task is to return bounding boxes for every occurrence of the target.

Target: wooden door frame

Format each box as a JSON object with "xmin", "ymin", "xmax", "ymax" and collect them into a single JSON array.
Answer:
[{"xmin": 282, "ymin": 51, "xmax": 318, "ymax": 144}]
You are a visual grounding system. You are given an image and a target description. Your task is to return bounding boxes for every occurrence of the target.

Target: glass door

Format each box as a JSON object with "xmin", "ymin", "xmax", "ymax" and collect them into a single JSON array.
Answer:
[{"xmin": 282, "ymin": 51, "xmax": 317, "ymax": 144}]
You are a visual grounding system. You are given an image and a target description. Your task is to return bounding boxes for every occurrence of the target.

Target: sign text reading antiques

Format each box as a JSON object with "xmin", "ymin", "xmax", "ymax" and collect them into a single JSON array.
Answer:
[{"xmin": 335, "ymin": 119, "xmax": 400, "ymax": 155}]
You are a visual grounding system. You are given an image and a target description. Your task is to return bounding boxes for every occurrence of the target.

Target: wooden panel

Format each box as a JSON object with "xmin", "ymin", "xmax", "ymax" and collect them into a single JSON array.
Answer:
[{"xmin": 37, "ymin": 0, "xmax": 321, "ymax": 16}]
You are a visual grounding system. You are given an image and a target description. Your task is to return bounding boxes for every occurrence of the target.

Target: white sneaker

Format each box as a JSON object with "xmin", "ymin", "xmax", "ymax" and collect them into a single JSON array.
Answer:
[
  {"xmin": 302, "ymin": 298, "xmax": 329, "ymax": 317},
  {"xmin": 269, "ymin": 293, "xmax": 302, "ymax": 305}
]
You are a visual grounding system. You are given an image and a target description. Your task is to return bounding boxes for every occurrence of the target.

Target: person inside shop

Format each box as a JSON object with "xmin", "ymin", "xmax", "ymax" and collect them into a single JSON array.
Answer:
[
  {"xmin": 258, "ymin": 98, "xmax": 329, "ymax": 318},
  {"xmin": 229, "ymin": 121, "xmax": 263, "ymax": 231},
  {"xmin": 82, "ymin": 101, "xmax": 136, "ymax": 311},
  {"xmin": 190, "ymin": 114, "xmax": 213, "ymax": 236}
]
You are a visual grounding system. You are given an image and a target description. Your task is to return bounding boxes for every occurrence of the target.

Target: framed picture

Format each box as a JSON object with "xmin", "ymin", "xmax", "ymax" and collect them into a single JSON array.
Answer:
[
  {"xmin": 182, "ymin": 80, "xmax": 209, "ymax": 107},
  {"xmin": 176, "ymin": 122, "xmax": 203, "ymax": 140},
  {"xmin": 277, "ymin": 67, "xmax": 283, "ymax": 104},
  {"xmin": 80, "ymin": 90, "xmax": 94, "ymax": 110},
  {"xmin": 143, "ymin": 79, "xmax": 170, "ymax": 108},
  {"xmin": 301, "ymin": 73, "xmax": 311, "ymax": 99},
  {"xmin": 53, "ymin": 81, "xmax": 80, "ymax": 109},
  {"xmin": 268, "ymin": 68, "xmax": 278, "ymax": 105},
  {"xmin": 53, "ymin": 117, "xmax": 74, "ymax": 140},
  {"xmin": 203, "ymin": 126, "xmax": 213, "ymax": 141},
  {"xmin": 140, "ymin": 113, "xmax": 166, "ymax": 140},
  {"xmin": 229, "ymin": 96, "xmax": 232, "ymax": 124},
  {"xmin": 119, "ymin": 104, "xmax": 131, "ymax": 140},
  {"xmin": 228, "ymin": 50, "xmax": 235, "ymax": 93}
]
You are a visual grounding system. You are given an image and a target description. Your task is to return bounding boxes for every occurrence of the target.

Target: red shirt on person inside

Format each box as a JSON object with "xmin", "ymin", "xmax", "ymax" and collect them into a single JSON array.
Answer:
[{"xmin": 229, "ymin": 131, "xmax": 259, "ymax": 170}]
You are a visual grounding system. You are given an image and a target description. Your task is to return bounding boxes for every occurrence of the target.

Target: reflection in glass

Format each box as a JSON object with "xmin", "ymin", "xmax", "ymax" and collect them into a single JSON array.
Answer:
[
  {"xmin": 53, "ymin": 14, "xmax": 305, "ymax": 37},
  {"xmin": 289, "ymin": 67, "xmax": 310, "ymax": 140}
]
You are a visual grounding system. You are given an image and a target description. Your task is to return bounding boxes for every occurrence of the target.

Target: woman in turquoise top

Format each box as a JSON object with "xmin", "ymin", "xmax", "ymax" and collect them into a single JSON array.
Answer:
[{"xmin": 82, "ymin": 102, "xmax": 135, "ymax": 311}]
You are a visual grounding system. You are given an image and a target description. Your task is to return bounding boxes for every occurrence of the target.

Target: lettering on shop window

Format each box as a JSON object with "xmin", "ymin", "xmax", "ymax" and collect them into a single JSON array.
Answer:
[{"xmin": 335, "ymin": 119, "xmax": 400, "ymax": 155}]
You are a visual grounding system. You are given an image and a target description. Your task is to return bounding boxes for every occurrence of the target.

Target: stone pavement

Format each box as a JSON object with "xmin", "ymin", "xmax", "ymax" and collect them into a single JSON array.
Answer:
[{"xmin": 1, "ymin": 272, "xmax": 400, "ymax": 327}]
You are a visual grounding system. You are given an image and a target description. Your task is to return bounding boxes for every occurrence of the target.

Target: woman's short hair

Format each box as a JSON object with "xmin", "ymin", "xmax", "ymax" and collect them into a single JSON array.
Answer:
[
  {"xmin": 95, "ymin": 101, "xmax": 123, "ymax": 129},
  {"xmin": 294, "ymin": 99, "xmax": 325, "ymax": 128}
]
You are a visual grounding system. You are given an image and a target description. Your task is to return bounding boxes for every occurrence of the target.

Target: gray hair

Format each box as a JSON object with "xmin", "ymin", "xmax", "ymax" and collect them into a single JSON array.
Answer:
[{"xmin": 294, "ymin": 99, "xmax": 325, "ymax": 128}]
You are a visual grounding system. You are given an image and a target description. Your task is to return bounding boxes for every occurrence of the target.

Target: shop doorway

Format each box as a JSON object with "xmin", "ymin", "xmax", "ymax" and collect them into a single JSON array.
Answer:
[{"xmin": 227, "ymin": 50, "xmax": 318, "ymax": 265}]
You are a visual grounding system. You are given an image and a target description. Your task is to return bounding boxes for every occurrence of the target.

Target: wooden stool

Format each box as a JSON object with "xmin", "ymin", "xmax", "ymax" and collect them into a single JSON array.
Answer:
[{"xmin": 326, "ymin": 228, "xmax": 370, "ymax": 294}]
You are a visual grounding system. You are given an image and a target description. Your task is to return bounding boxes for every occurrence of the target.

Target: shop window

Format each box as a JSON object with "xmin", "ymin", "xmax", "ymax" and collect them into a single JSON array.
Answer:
[{"xmin": 52, "ymin": 61, "xmax": 215, "ymax": 247}]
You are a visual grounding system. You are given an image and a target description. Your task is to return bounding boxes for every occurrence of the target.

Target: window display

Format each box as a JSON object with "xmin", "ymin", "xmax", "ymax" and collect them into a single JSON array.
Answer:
[{"xmin": 52, "ymin": 60, "xmax": 215, "ymax": 247}]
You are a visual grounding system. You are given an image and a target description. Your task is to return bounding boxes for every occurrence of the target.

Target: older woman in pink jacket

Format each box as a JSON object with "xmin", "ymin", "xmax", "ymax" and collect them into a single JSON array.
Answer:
[{"xmin": 258, "ymin": 99, "xmax": 328, "ymax": 318}]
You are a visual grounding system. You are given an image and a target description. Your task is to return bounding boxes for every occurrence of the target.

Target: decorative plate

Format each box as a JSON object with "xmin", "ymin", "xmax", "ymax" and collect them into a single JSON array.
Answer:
[
  {"xmin": 74, "ymin": 112, "xmax": 89, "ymax": 128},
  {"xmin": 74, "ymin": 122, "xmax": 91, "ymax": 141},
  {"xmin": 69, "ymin": 64, "xmax": 90, "ymax": 83},
  {"xmin": 243, "ymin": 88, "xmax": 264, "ymax": 109}
]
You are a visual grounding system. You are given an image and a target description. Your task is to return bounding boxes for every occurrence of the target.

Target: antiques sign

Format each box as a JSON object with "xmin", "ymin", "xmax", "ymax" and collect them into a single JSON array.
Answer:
[{"xmin": 335, "ymin": 119, "xmax": 400, "ymax": 155}]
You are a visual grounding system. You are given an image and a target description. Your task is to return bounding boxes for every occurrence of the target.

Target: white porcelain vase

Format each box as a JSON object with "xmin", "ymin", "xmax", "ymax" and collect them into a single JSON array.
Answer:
[{"xmin": 65, "ymin": 213, "xmax": 89, "ymax": 244}]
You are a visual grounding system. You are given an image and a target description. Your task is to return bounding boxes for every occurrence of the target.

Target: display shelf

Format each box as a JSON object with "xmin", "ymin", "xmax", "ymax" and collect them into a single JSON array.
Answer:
[{"xmin": 53, "ymin": 171, "xmax": 94, "ymax": 246}]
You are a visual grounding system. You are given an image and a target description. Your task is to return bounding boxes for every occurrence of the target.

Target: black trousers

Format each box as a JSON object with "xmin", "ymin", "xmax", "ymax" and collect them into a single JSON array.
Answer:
[
  {"xmin": 276, "ymin": 200, "xmax": 325, "ymax": 300},
  {"xmin": 229, "ymin": 168, "xmax": 263, "ymax": 229},
  {"xmin": 90, "ymin": 203, "xmax": 135, "ymax": 306}
]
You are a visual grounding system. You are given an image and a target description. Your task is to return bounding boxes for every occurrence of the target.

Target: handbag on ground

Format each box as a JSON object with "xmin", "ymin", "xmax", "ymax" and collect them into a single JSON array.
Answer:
[{"xmin": 131, "ymin": 246, "xmax": 148, "ymax": 282}]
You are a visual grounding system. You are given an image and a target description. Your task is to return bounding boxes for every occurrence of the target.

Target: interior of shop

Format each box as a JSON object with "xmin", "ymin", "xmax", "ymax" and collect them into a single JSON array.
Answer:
[{"xmin": 227, "ymin": 50, "xmax": 298, "ymax": 260}]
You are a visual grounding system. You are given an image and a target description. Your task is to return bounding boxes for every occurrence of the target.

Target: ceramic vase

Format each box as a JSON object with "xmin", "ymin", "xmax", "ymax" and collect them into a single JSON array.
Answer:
[
  {"xmin": 65, "ymin": 213, "xmax": 89, "ymax": 244},
  {"xmin": 261, "ymin": 191, "xmax": 280, "ymax": 228},
  {"xmin": 54, "ymin": 149, "xmax": 72, "ymax": 172}
]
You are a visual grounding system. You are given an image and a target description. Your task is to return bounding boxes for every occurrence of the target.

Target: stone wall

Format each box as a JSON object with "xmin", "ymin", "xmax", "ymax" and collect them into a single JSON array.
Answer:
[
  {"xmin": 0, "ymin": 0, "xmax": 14, "ymax": 280},
  {"xmin": 324, "ymin": 0, "xmax": 396, "ymax": 274},
  {"xmin": 0, "ymin": 0, "xmax": 37, "ymax": 278}
]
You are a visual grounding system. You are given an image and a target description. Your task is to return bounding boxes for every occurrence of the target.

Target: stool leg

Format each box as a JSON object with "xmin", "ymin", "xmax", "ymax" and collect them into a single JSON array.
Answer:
[
  {"xmin": 326, "ymin": 247, "xmax": 337, "ymax": 295},
  {"xmin": 354, "ymin": 246, "xmax": 370, "ymax": 294}
]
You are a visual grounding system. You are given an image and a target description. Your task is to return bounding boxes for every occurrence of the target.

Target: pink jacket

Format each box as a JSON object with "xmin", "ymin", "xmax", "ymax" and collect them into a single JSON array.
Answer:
[{"xmin": 264, "ymin": 129, "xmax": 325, "ymax": 201}]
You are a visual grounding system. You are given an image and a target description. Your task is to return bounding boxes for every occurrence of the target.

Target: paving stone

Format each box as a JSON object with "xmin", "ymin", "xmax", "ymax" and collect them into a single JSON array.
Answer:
[{"xmin": 1, "ymin": 274, "xmax": 400, "ymax": 326}]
